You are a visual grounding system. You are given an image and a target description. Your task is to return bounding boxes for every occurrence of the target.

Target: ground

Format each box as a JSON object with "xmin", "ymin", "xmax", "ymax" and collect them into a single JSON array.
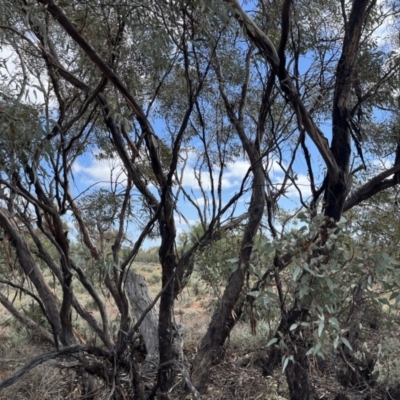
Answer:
[{"xmin": 1, "ymin": 263, "xmax": 400, "ymax": 399}]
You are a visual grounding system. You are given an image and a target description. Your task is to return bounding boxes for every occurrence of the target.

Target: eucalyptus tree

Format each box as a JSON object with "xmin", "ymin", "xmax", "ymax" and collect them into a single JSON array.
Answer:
[
  {"xmin": 198, "ymin": 1, "xmax": 400, "ymax": 398},
  {"xmin": 1, "ymin": 0, "xmax": 400, "ymax": 399},
  {"xmin": 0, "ymin": 0, "xmax": 261, "ymax": 397}
]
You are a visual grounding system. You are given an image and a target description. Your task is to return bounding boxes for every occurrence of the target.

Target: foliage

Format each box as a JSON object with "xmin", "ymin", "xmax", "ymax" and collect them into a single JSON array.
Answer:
[
  {"xmin": 254, "ymin": 212, "xmax": 400, "ymax": 361},
  {"xmin": 147, "ymin": 272, "xmax": 161, "ymax": 285},
  {"xmin": 194, "ymin": 227, "xmax": 243, "ymax": 297},
  {"xmin": 134, "ymin": 247, "xmax": 160, "ymax": 264},
  {"xmin": 0, "ymin": 0, "xmax": 400, "ymax": 398}
]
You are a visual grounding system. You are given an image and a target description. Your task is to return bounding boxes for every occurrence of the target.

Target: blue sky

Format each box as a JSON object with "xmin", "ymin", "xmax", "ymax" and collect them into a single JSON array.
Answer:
[
  {"xmin": 2, "ymin": 0, "xmax": 398, "ymax": 250},
  {"xmin": 71, "ymin": 134, "xmax": 317, "ymax": 248}
]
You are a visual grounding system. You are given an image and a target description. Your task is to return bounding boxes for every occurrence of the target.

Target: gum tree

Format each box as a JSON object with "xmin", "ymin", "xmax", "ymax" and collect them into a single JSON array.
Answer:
[{"xmin": 1, "ymin": 0, "xmax": 400, "ymax": 399}]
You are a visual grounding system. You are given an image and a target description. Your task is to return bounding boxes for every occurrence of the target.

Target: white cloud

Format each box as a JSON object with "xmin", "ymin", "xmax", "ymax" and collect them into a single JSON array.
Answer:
[
  {"xmin": 180, "ymin": 156, "xmax": 252, "ymax": 191},
  {"xmin": 178, "ymin": 151, "xmax": 311, "ymax": 202},
  {"xmin": 194, "ymin": 197, "xmax": 205, "ymax": 207},
  {"xmin": 73, "ymin": 151, "xmax": 311, "ymax": 204},
  {"xmin": 224, "ymin": 160, "xmax": 251, "ymax": 183},
  {"xmin": 72, "ymin": 156, "xmax": 127, "ymax": 187},
  {"xmin": 286, "ymin": 174, "xmax": 313, "ymax": 198},
  {"xmin": 273, "ymin": 173, "xmax": 313, "ymax": 199}
]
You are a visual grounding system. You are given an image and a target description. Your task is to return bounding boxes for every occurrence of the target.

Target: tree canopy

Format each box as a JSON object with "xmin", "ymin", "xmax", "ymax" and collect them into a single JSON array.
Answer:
[{"xmin": 1, "ymin": 0, "xmax": 400, "ymax": 398}]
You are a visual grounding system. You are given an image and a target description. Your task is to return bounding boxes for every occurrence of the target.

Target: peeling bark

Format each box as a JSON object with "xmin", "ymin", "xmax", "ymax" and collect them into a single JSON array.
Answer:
[{"xmin": 126, "ymin": 271, "xmax": 184, "ymax": 378}]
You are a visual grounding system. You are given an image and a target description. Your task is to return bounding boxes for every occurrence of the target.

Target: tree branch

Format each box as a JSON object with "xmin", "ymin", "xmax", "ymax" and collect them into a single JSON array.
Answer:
[
  {"xmin": 343, "ymin": 164, "xmax": 400, "ymax": 212},
  {"xmin": 0, "ymin": 345, "xmax": 110, "ymax": 391},
  {"xmin": 223, "ymin": 0, "xmax": 338, "ymax": 182}
]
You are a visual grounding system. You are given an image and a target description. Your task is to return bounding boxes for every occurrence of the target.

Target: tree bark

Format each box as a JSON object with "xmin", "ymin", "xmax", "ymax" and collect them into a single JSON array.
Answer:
[
  {"xmin": 0, "ymin": 206, "xmax": 63, "ymax": 344},
  {"xmin": 285, "ymin": 358, "xmax": 319, "ymax": 400},
  {"xmin": 191, "ymin": 43, "xmax": 266, "ymax": 390},
  {"xmin": 324, "ymin": 0, "xmax": 371, "ymax": 220},
  {"xmin": 191, "ymin": 161, "xmax": 265, "ymax": 390},
  {"xmin": 126, "ymin": 271, "xmax": 160, "ymax": 375},
  {"xmin": 157, "ymin": 203, "xmax": 178, "ymax": 394},
  {"xmin": 0, "ymin": 292, "xmax": 55, "ymax": 345}
]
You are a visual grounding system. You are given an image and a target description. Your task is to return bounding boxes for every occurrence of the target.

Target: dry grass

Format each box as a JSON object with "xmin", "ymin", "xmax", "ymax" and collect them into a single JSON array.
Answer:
[
  {"xmin": 166, "ymin": 346, "xmax": 289, "ymax": 400},
  {"xmin": 0, "ymin": 262, "xmax": 164, "ymax": 399},
  {"xmin": 133, "ymin": 262, "xmax": 162, "ymax": 296},
  {"xmin": 0, "ymin": 363, "xmax": 71, "ymax": 400},
  {"xmin": 2, "ymin": 264, "xmax": 400, "ymax": 399},
  {"xmin": 0, "ymin": 343, "xmax": 69, "ymax": 400}
]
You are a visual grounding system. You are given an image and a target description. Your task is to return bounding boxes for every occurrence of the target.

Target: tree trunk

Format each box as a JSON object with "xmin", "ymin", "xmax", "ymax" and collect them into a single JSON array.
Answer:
[
  {"xmin": 0, "ymin": 207, "xmax": 63, "ymax": 344},
  {"xmin": 157, "ymin": 256, "xmax": 176, "ymax": 395},
  {"xmin": 284, "ymin": 334, "xmax": 319, "ymax": 400},
  {"xmin": 263, "ymin": 308, "xmax": 319, "ymax": 399},
  {"xmin": 286, "ymin": 358, "xmax": 319, "ymax": 400},
  {"xmin": 191, "ymin": 267, "xmax": 245, "ymax": 389},
  {"xmin": 126, "ymin": 271, "xmax": 160, "ymax": 375},
  {"xmin": 125, "ymin": 270, "xmax": 184, "ymax": 379},
  {"xmin": 191, "ymin": 163, "xmax": 265, "ymax": 390}
]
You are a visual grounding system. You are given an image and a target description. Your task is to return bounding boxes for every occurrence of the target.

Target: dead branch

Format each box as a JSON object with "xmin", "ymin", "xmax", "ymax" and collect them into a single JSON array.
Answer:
[{"xmin": 0, "ymin": 345, "xmax": 110, "ymax": 391}]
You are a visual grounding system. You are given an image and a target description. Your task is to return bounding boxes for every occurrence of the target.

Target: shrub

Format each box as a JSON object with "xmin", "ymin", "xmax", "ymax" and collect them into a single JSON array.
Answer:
[
  {"xmin": 147, "ymin": 273, "xmax": 161, "ymax": 285},
  {"xmin": 135, "ymin": 247, "xmax": 160, "ymax": 264}
]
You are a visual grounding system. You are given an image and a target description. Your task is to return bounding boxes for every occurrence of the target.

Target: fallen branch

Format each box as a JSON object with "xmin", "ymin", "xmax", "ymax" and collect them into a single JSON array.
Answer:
[{"xmin": 0, "ymin": 345, "xmax": 110, "ymax": 391}]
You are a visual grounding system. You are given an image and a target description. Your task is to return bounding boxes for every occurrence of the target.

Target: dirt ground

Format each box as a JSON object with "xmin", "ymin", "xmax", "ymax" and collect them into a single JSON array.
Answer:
[{"xmin": 1, "ymin": 265, "xmax": 400, "ymax": 399}]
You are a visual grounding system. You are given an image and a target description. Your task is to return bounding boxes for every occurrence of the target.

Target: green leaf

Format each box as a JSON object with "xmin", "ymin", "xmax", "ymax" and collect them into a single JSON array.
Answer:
[
  {"xmin": 383, "ymin": 343, "xmax": 393, "ymax": 352},
  {"xmin": 314, "ymin": 342, "xmax": 322, "ymax": 355},
  {"xmin": 263, "ymin": 297, "xmax": 271, "ymax": 306},
  {"xmin": 383, "ymin": 253, "xmax": 400, "ymax": 266},
  {"xmin": 379, "ymin": 297, "xmax": 390, "ymax": 306},
  {"xmin": 293, "ymin": 266, "xmax": 302, "ymax": 281},
  {"xmin": 341, "ymin": 337, "xmax": 353, "ymax": 351},
  {"xmin": 306, "ymin": 346, "xmax": 314, "ymax": 356},
  {"xmin": 389, "ymin": 292, "xmax": 400, "ymax": 301},
  {"xmin": 318, "ymin": 321, "xmax": 324, "ymax": 337},
  {"xmin": 333, "ymin": 336, "xmax": 340, "ymax": 349},
  {"xmin": 254, "ymin": 267, "xmax": 263, "ymax": 279},
  {"xmin": 297, "ymin": 212, "xmax": 308, "ymax": 221},
  {"xmin": 267, "ymin": 338, "xmax": 278, "ymax": 347},
  {"xmin": 289, "ymin": 323, "xmax": 298, "ymax": 331},
  {"xmin": 282, "ymin": 356, "xmax": 292, "ymax": 372},
  {"xmin": 329, "ymin": 317, "xmax": 339, "ymax": 330},
  {"xmin": 303, "ymin": 264, "xmax": 316, "ymax": 276},
  {"xmin": 337, "ymin": 216, "xmax": 347, "ymax": 226}
]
